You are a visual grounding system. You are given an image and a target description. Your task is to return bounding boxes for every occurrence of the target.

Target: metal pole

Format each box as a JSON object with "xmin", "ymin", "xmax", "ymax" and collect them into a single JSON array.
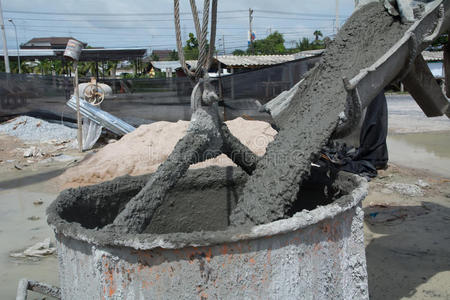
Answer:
[
  {"xmin": 74, "ymin": 61, "xmax": 83, "ymax": 152},
  {"xmin": 222, "ymin": 34, "xmax": 225, "ymax": 55},
  {"xmin": 248, "ymin": 8, "xmax": 253, "ymax": 54},
  {"xmin": 444, "ymin": 37, "xmax": 449, "ymax": 98},
  {"xmin": 0, "ymin": 0, "xmax": 10, "ymax": 73},
  {"xmin": 335, "ymin": 0, "xmax": 340, "ymax": 32},
  {"xmin": 8, "ymin": 19, "xmax": 19, "ymax": 73}
]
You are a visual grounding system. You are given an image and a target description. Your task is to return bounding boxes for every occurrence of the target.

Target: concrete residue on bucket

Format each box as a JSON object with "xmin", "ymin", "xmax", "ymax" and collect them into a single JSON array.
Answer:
[{"xmin": 47, "ymin": 169, "xmax": 369, "ymax": 299}]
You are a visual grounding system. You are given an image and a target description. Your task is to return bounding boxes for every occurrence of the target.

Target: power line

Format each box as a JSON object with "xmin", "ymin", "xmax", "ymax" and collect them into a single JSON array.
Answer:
[
  {"xmin": 254, "ymin": 9, "xmax": 349, "ymax": 18},
  {"xmin": 3, "ymin": 9, "xmax": 248, "ymax": 16},
  {"xmin": 255, "ymin": 15, "xmax": 347, "ymax": 21},
  {"xmin": 4, "ymin": 16, "xmax": 247, "ymax": 22}
]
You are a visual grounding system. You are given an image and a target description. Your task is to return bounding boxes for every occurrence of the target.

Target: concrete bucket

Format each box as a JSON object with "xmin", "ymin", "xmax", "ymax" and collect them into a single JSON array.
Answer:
[{"xmin": 47, "ymin": 166, "xmax": 369, "ymax": 299}]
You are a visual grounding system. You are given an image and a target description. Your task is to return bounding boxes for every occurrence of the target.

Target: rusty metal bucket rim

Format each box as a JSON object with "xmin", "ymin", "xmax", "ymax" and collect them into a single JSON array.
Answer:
[{"xmin": 47, "ymin": 173, "xmax": 368, "ymax": 251}]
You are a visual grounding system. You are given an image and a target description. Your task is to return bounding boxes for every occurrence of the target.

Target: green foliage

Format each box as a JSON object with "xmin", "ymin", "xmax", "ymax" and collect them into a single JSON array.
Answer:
[
  {"xmin": 150, "ymin": 53, "xmax": 160, "ymax": 61},
  {"xmin": 313, "ymin": 30, "xmax": 323, "ymax": 41},
  {"xmin": 77, "ymin": 61, "xmax": 97, "ymax": 77},
  {"xmin": 295, "ymin": 35, "xmax": 325, "ymax": 52},
  {"xmin": 431, "ymin": 33, "xmax": 448, "ymax": 49},
  {"xmin": 249, "ymin": 31, "xmax": 286, "ymax": 55},
  {"xmin": 232, "ymin": 49, "xmax": 246, "ymax": 56},
  {"xmin": 183, "ymin": 33, "xmax": 200, "ymax": 60},
  {"xmin": 296, "ymin": 38, "xmax": 312, "ymax": 51},
  {"xmin": 168, "ymin": 50, "xmax": 179, "ymax": 61}
]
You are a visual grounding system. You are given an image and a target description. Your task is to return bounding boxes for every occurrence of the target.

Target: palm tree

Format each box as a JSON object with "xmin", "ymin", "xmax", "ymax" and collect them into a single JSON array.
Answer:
[
  {"xmin": 296, "ymin": 38, "xmax": 311, "ymax": 51},
  {"xmin": 313, "ymin": 30, "xmax": 323, "ymax": 42}
]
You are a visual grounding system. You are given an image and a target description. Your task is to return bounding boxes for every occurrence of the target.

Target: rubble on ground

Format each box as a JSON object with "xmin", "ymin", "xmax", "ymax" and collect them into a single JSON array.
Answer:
[
  {"xmin": 385, "ymin": 182, "xmax": 425, "ymax": 197},
  {"xmin": 0, "ymin": 116, "xmax": 77, "ymax": 144},
  {"xmin": 10, "ymin": 238, "xmax": 56, "ymax": 258}
]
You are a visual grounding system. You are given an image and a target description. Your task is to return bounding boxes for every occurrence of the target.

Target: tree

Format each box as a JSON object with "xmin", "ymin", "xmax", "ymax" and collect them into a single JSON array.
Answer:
[
  {"xmin": 296, "ymin": 38, "xmax": 312, "ymax": 51},
  {"xmin": 183, "ymin": 33, "xmax": 200, "ymax": 60},
  {"xmin": 313, "ymin": 30, "xmax": 323, "ymax": 42},
  {"xmin": 249, "ymin": 31, "xmax": 287, "ymax": 55},
  {"xmin": 168, "ymin": 50, "xmax": 179, "ymax": 61},
  {"xmin": 232, "ymin": 49, "xmax": 246, "ymax": 56},
  {"xmin": 150, "ymin": 53, "xmax": 160, "ymax": 61},
  {"xmin": 430, "ymin": 33, "xmax": 448, "ymax": 50}
]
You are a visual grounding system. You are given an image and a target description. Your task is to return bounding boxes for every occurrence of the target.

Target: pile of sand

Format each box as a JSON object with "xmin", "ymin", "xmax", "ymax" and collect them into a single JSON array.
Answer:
[{"xmin": 58, "ymin": 118, "xmax": 276, "ymax": 190}]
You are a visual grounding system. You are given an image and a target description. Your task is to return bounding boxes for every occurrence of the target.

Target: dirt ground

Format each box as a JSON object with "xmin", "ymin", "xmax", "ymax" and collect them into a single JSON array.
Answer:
[
  {"xmin": 0, "ymin": 99, "xmax": 449, "ymax": 298},
  {"xmin": 364, "ymin": 164, "xmax": 450, "ymax": 299}
]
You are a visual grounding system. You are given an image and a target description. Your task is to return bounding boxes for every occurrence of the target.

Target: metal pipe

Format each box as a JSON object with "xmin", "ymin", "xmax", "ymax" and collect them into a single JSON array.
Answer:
[
  {"xmin": 8, "ymin": 19, "xmax": 19, "ymax": 74},
  {"xmin": 16, "ymin": 278, "xmax": 61, "ymax": 300},
  {"xmin": 63, "ymin": 39, "xmax": 84, "ymax": 152},
  {"xmin": 74, "ymin": 62, "xmax": 83, "ymax": 152}
]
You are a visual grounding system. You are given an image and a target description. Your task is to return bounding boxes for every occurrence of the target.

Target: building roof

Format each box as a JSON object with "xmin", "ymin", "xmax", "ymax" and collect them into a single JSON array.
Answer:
[
  {"xmin": 151, "ymin": 50, "xmax": 174, "ymax": 61},
  {"xmin": 0, "ymin": 49, "xmax": 56, "ymax": 59},
  {"xmin": 215, "ymin": 50, "xmax": 323, "ymax": 68},
  {"xmin": 21, "ymin": 37, "xmax": 87, "ymax": 49},
  {"xmin": 151, "ymin": 61, "xmax": 181, "ymax": 71},
  {"xmin": 422, "ymin": 50, "xmax": 443, "ymax": 62},
  {"xmin": 55, "ymin": 48, "xmax": 147, "ymax": 61},
  {"xmin": 150, "ymin": 60, "xmax": 197, "ymax": 71},
  {"xmin": 0, "ymin": 48, "xmax": 147, "ymax": 61}
]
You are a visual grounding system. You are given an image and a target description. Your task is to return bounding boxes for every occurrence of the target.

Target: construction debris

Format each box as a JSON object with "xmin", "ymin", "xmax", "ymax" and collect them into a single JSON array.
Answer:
[
  {"xmin": 385, "ymin": 183, "xmax": 425, "ymax": 197},
  {"xmin": 67, "ymin": 96, "xmax": 135, "ymax": 136},
  {"xmin": 10, "ymin": 238, "xmax": 56, "ymax": 258},
  {"xmin": 0, "ymin": 116, "xmax": 77, "ymax": 143}
]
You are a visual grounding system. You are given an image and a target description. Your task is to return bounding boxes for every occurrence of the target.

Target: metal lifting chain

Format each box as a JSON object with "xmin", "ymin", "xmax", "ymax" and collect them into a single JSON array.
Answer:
[{"xmin": 174, "ymin": 0, "xmax": 217, "ymax": 81}]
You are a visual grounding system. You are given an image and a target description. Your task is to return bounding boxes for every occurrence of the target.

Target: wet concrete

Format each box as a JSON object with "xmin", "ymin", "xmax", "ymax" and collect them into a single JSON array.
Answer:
[{"xmin": 230, "ymin": 3, "xmax": 411, "ymax": 226}]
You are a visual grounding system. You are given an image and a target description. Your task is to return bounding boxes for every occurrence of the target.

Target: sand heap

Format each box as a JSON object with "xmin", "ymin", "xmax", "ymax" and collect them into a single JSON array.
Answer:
[{"xmin": 58, "ymin": 117, "xmax": 276, "ymax": 190}]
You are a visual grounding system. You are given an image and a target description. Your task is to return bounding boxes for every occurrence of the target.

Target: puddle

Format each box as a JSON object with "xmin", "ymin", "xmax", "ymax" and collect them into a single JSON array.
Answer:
[
  {"xmin": 387, "ymin": 131, "xmax": 450, "ymax": 178},
  {"xmin": 0, "ymin": 172, "xmax": 59, "ymax": 299}
]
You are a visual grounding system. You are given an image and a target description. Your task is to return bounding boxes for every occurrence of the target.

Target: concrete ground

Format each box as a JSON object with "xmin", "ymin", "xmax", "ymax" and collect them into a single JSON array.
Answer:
[{"xmin": 0, "ymin": 94, "xmax": 448, "ymax": 299}]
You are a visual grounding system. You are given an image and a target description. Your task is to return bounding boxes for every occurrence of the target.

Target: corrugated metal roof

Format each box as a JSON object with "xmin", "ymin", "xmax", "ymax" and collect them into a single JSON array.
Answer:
[
  {"xmin": 422, "ymin": 51, "xmax": 443, "ymax": 61},
  {"xmin": 0, "ymin": 49, "xmax": 56, "ymax": 58},
  {"xmin": 0, "ymin": 48, "xmax": 147, "ymax": 61},
  {"xmin": 215, "ymin": 50, "xmax": 323, "ymax": 67},
  {"xmin": 292, "ymin": 49, "xmax": 325, "ymax": 59},
  {"xmin": 151, "ymin": 61, "xmax": 181, "ymax": 71},
  {"xmin": 150, "ymin": 60, "xmax": 197, "ymax": 71}
]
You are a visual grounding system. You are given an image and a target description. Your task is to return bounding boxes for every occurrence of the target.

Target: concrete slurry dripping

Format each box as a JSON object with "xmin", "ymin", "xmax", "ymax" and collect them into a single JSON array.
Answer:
[{"xmin": 230, "ymin": 2, "xmax": 410, "ymax": 226}]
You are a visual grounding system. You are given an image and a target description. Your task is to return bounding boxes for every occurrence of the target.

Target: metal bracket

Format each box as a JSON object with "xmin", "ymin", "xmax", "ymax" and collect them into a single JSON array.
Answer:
[{"xmin": 16, "ymin": 278, "xmax": 61, "ymax": 300}]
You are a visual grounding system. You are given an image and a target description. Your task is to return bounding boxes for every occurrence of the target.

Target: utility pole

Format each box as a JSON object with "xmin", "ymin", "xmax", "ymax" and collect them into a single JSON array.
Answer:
[
  {"xmin": 335, "ymin": 0, "xmax": 340, "ymax": 33},
  {"xmin": 0, "ymin": 0, "xmax": 10, "ymax": 73},
  {"xmin": 248, "ymin": 8, "xmax": 253, "ymax": 53},
  {"xmin": 8, "ymin": 19, "xmax": 19, "ymax": 74}
]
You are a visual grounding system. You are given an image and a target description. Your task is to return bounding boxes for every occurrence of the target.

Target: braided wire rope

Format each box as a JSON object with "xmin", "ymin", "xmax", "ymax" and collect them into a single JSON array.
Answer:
[
  {"xmin": 173, "ymin": 0, "xmax": 217, "ymax": 81},
  {"xmin": 174, "ymin": 0, "xmax": 195, "ymax": 78}
]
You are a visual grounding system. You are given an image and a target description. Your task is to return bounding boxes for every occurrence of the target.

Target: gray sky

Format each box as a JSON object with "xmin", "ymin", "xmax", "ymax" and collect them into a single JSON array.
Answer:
[{"xmin": 1, "ymin": 0, "xmax": 356, "ymax": 54}]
